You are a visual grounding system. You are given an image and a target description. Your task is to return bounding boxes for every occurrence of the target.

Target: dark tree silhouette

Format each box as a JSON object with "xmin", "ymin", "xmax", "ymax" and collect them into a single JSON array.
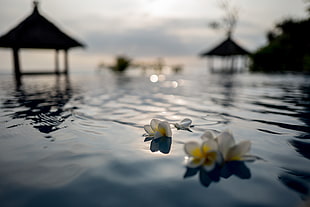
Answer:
[
  {"xmin": 251, "ymin": 2, "xmax": 310, "ymax": 72},
  {"xmin": 209, "ymin": 0, "xmax": 239, "ymax": 37}
]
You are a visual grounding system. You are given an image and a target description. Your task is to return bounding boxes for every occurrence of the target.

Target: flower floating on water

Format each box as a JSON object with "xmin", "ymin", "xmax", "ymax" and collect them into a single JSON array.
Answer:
[
  {"xmin": 174, "ymin": 118, "xmax": 193, "ymax": 132},
  {"xmin": 183, "ymin": 129, "xmax": 256, "ymax": 187},
  {"xmin": 144, "ymin": 119, "xmax": 172, "ymax": 139},
  {"xmin": 184, "ymin": 139, "xmax": 222, "ymax": 171},
  {"xmin": 201, "ymin": 130, "xmax": 256, "ymax": 162}
]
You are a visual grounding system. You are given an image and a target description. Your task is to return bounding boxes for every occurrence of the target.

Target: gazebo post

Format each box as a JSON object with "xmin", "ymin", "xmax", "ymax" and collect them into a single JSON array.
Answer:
[
  {"xmin": 230, "ymin": 56, "xmax": 235, "ymax": 72},
  {"xmin": 55, "ymin": 49, "xmax": 59, "ymax": 75},
  {"xmin": 246, "ymin": 56, "xmax": 250, "ymax": 68},
  {"xmin": 64, "ymin": 49, "xmax": 69, "ymax": 75},
  {"xmin": 12, "ymin": 48, "xmax": 21, "ymax": 78},
  {"xmin": 237, "ymin": 56, "xmax": 240, "ymax": 72},
  {"xmin": 224, "ymin": 56, "xmax": 229, "ymax": 70},
  {"xmin": 208, "ymin": 56, "xmax": 214, "ymax": 73}
]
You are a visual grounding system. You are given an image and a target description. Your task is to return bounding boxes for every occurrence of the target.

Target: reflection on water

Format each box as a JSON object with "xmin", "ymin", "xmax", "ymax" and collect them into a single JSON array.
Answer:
[
  {"xmin": 1, "ymin": 76, "xmax": 75, "ymax": 135},
  {"xmin": 0, "ymin": 72, "xmax": 309, "ymax": 207},
  {"xmin": 290, "ymin": 139, "xmax": 310, "ymax": 160},
  {"xmin": 184, "ymin": 161, "xmax": 251, "ymax": 187},
  {"xmin": 214, "ymin": 74, "xmax": 237, "ymax": 108},
  {"xmin": 0, "ymin": 75, "xmax": 90, "ymax": 191},
  {"xmin": 277, "ymin": 81, "xmax": 310, "ymax": 206},
  {"xmin": 279, "ymin": 172, "xmax": 310, "ymax": 200},
  {"xmin": 149, "ymin": 136, "xmax": 172, "ymax": 154}
]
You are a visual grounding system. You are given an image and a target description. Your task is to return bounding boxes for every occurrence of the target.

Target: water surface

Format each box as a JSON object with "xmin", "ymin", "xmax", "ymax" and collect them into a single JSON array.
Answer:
[{"xmin": 0, "ymin": 70, "xmax": 309, "ymax": 207}]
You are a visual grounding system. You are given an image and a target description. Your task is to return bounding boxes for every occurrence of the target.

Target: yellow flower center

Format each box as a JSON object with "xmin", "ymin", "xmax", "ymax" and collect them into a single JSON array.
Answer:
[
  {"xmin": 202, "ymin": 145, "xmax": 211, "ymax": 153},
  {"xmin": 204, "ymin": 151, "xmax": 217, "ymax": 166},
  {"xmin": 192, "ymin": 148, "xmax": 203, "ymax": 158},
  {"xmin": 228, "ymin": 155, "xmax": 241, "ymax": 161},
  {"xmin": 158, "ymin": 127, "xmax": 167, "ymax": 136}
]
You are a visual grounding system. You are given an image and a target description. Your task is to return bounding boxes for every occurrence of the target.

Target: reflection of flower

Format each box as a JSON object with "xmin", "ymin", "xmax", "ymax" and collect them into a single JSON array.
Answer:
[
  {"xmin": 184, "ymin": 139, "xmax": 222, "ymax": 171},
  {"xmin": 150, "ymin": 137, "xmax": 172, "ymax": 154},
  {"xmin": 174, "ymin": 118, "xmax": 192, "ymax": 132},
  {"xmin": 184, "ymin": 161, "xmax": 251, "ymax": 187},
  {"xmin": 201, "ymin": 130, "xmax": 255, "ymax": 162},
  {"xmin": 144, "ymin": 119, "xmax": 172, "ymax": 139}
]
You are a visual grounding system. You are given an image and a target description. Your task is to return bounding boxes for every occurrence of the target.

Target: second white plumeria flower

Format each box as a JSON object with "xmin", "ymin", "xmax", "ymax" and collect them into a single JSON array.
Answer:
[
  {"xmin": 217, "ymin": 130, "xmax": 253, "ymax": 162},
  {"xmin": 144, "ymin": 119, "xmax": 172, "ymax": 139},
  {"xmin": 201, "ymin": 130, "xmax": 254, "ymax": 162},
  {"xmin": 184, "ymin": 138, "xmax": 223, "ymax": 171}
]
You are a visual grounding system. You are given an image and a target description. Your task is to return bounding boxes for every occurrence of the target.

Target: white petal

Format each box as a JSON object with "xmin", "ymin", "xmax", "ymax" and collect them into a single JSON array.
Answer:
[
  {"xmin": 201, "ymin": 130, "xmax": 215, "ymax": 140},
  {"xmin": 158, "ymin": 121, "xmax": 172, "ymax": 137},
  {"xmin": 180, "ymin": 118, "xmax": 192, "ymax": 128},
  {"xmin": 184, "ymin": 141, "xmax": 202, "ymax": 158},
  {"xmin": 226, "ymin": 140, "xmax": 251, "ymax": 161},
  {"xmin": 144, "ymin": 125, "xmax": 154, "ymax": 135},
  {"xmin": 150, "ymin": 119, "xmax": 160, "ymax": 131},
  {"xmin": 186, "ymin": 157, "xmax": 205, "ymax": 168},
  {"xmin": 202, "ymin": 139, "xmax": 218, "ymax": 153},
  {"xmin": 240, "ymin": 154, "xmax": 260, "ymax": 162},
  {"xmin": 217, "ymin": 130, "xmax": 235, "ymax": 158}
]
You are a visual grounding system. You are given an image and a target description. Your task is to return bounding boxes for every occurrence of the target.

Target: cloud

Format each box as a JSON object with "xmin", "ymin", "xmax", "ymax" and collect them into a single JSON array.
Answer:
[
  {"xmin": 84, "ymin": 28, "xmax": 188, "ymax": 57},
  {"xmin": 81, "ymin": 16, "xmax": 212, "ymax": 57}
]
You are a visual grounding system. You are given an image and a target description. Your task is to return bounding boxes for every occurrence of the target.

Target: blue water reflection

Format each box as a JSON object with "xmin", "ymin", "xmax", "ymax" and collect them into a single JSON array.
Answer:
[
  {"xmin": 279, "ymin": 172, "xmax": 310, "ymax": 200},
  {"xmin": 144, "ymin": 135, "xmax": 172, "ymax": 154},
  {"xmin": 184, "ymin": 161, "xmax": 251, "ymax": 187},
  {"xmin": 150, "ymin": 136, "xmax": 172, "ymax": 154}
]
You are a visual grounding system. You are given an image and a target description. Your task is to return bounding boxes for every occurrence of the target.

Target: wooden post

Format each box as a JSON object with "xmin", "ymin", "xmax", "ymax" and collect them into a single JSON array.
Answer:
[
  {"xmin": 64, "ymin": 49, "xmax": 69, "ymax": 75},
  {"xmin": 230, "ymin": 56, "xmax": 234, "ymax": 73},
  {"xmin": 13, "ymin": 48, "xmax": 21, "ymax": 79},
  {"xmin": 224, "ymin": 56, "xmax": 228, "ymax": 71},
  {"xmin": 55, "ymin": 49, "xmax": 59, "ymax": 75},
  {"xmin": 245, "ymin": 56, "xmax": 250, "ymax": 69},
  {"xmin": 208, "ymin": 57, "xmax": 214, "ymax": 73}
]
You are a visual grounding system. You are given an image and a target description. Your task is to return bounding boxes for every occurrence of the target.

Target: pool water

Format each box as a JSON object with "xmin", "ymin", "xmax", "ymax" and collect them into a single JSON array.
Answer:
[{"xmin": 0, "ymin": 70, "xmax": 309, "ymax": 207}]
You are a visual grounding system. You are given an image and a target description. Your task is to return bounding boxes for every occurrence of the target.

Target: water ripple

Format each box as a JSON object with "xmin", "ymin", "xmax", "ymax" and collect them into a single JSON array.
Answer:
[{"xmin": 0, "ymin": 73, "xmax": 309, "ymax": 207}]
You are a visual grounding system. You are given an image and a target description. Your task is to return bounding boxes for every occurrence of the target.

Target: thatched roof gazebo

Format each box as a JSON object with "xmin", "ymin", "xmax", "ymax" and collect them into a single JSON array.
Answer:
[
  {"xmin": 201, "ymin": 36, "xmax": 250, "ymax": 57},
  {"xmin": 0, "ymin": 1, "xmax": 84, "ymax": 79},
  {"xmin": 200, "ymin": 35, "xmax": 250, "ymax": 72}
]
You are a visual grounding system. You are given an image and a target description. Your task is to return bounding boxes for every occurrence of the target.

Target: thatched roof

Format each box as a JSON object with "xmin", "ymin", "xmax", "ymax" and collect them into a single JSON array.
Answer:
[
  {"xmin": 0, "ymin": 2, "xmax": 83, "ymax": 50},
  {"xmin": 200, "ymin": 36, "xmax": 250, "ymax": 57}
]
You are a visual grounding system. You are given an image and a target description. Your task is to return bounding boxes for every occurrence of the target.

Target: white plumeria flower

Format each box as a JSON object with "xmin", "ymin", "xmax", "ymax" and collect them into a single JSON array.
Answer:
[
  {"xmin": 216, "ymin": 130, "xmax": 252, "ymax": 162},
  {"xmin": 144, "ymin": 119, "xmax": 172, "ymax": 139},
  {"xmin": 184, "ymin": 139, "xmax": 223, "ymax": 171},
  {"xmin": 201, "ymin": 130, "xmax": 254, "ymax": 162},
  {"xmin": 174, "ymin": 118, "xmax": 192, "ymax": 132}
]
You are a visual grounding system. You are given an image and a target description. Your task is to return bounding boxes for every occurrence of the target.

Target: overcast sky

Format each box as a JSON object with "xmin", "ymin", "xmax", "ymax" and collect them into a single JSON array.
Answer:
[{"xmin": 0, "ymin": 0, "xmax": 308, "ymax": 71}]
